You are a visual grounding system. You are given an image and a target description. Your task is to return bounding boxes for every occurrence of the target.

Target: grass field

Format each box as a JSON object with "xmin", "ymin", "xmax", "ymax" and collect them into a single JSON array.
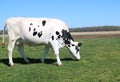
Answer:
[{"xmin": 0, "ymin": 35, "xmax": 120, "ymax": 82}]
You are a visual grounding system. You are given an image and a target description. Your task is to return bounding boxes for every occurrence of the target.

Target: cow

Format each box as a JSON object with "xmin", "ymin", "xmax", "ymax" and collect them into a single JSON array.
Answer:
[{"xmin": 2, "ymin": 17, "xmax": 82, "ymax": 66}]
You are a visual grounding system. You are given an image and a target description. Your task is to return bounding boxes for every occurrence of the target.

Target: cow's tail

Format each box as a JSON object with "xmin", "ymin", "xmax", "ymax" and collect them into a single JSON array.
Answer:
[{"xmin": 2, "ymin": 24, "xmax": 6, "ymax": 48}]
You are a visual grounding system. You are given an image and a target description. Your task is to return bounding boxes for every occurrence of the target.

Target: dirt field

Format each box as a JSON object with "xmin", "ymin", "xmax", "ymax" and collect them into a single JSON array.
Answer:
[
  {"xmin": 0, "ymin": 31, "xmax": 120, "ymax": 39},
  {"xmin": 71, "ymin": 31, "xmax": 120, "ymax": 38}
]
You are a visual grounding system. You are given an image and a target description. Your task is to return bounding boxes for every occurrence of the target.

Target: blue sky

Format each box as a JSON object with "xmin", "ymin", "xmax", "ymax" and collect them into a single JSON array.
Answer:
[{"xmin": 0, "ymin": 0, "xmax": 120, "ymax": 29}]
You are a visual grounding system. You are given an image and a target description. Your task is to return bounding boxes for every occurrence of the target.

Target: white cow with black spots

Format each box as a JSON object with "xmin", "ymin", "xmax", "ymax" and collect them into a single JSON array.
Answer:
[{"xmin": 2, "ymin": 17, "xmax": 82, "ymax": 66}]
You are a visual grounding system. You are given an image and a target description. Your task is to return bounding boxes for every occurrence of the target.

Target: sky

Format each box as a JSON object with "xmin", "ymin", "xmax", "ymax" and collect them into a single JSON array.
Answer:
[{"xmin": 0, "ymin": 0, "xmax": 120, "ymax": 30}]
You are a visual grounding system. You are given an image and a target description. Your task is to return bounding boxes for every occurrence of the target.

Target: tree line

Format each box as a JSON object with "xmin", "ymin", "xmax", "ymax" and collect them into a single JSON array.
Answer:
[
  {"xmin": 0, "ymin": 26, "xmax": 120, "ymax": 35},
  {"xmin": 0, "ymin": 30, "xmax": 7, "ymax": 35},
  {"xmin": 69, "ymin": 26, "xmax": 120, "ymax": 32}
]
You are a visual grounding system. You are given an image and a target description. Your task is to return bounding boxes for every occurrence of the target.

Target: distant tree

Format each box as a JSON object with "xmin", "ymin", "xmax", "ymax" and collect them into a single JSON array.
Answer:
[{"xmin": 69, "ymin": 26, "xmax": 120, "ymax": 32}]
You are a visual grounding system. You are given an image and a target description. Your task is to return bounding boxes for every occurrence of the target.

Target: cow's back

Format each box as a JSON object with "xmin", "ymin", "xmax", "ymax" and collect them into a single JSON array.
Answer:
[
  {"xmin": 6, "ymin": 17, "xmax": 69, "ymax": 44},
  {"xmin": 19, "ymin": 18, "xmax": 68, "ymax": 44}
]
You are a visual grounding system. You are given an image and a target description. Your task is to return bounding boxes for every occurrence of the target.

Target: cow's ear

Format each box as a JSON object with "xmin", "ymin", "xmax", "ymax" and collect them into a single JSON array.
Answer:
[{"xmin": 78, "ymin": 43, "xmax": 82, "ymax": 47}]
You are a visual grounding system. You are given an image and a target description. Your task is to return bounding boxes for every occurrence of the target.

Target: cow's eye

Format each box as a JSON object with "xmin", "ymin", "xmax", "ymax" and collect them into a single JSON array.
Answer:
[{"xmin": 72, "ymin": 44, "xmax": 75, "ymax": 46}]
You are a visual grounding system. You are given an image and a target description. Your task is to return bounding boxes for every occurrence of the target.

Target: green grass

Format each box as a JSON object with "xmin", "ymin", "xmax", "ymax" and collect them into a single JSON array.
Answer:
[{"xmin": 0, "ymin": 37, "xmax": 120, "ymax": 82}]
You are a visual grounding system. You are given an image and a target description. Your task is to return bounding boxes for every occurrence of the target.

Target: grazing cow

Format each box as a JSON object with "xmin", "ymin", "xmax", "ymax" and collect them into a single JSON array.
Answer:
[{"xmin": 2, "ymin": 17, "xmax": 82, "ymax": 66}]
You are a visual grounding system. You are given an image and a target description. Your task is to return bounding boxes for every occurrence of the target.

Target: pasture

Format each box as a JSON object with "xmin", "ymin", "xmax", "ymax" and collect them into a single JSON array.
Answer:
[{"xmin": 0, "ymin": 32, "xmax": 120, "ymax": 82}]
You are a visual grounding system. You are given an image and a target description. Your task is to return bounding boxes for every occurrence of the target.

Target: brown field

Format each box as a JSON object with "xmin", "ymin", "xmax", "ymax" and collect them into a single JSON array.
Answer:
[
  {"xmin": 0, "ymin": 31, "xmax": 120, "ymax": 39},
  {"xmin": 71, "ymin": 31, "xmax": 120, "ymax": 39}
]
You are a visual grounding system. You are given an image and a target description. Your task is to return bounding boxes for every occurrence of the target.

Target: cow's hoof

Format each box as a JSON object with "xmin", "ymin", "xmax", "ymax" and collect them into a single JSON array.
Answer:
[
  {"xmin": 57, "ymin": 63, "xmax": 62, "ymax": 66},
  {"xmin": 25, "ymin": 60, "xmax": 30, "ymax": 64},
  {"xmin": 9, "ymin": 63, "xmax": 14, "ymax": 67},
  {"xmin": 41, "ymin": 59, "xmax": 45, "ymax": 63}
]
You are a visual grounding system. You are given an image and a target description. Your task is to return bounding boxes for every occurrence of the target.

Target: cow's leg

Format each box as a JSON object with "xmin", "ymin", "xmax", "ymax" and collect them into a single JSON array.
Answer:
[
  {"xmin": 8, "ymin": 40, "xmax": 16, "ymax": 66},
  {"xmin": 18, "ymin": 43, "xmax": 30, "ymax": 63},
  {"xmin": 41, "ymin": 45, "xmax": 49, "ymax": 63},
  {"xmin": 54, "ymin": 48, "xmax": 62, "ymax": 66},
  {"xmin": 50, "ymin": 41, "xmax": 62, "ymax": 66}
]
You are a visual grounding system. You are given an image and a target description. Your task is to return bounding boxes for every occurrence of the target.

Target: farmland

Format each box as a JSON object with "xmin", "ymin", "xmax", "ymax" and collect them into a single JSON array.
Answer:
[
  {"xmin": 71, "ymin": 31, "xmax": 120, "ymax": 38},
  {"xmin": 0, "ymin": 32, "xmax": 120, "ymax": 82}
]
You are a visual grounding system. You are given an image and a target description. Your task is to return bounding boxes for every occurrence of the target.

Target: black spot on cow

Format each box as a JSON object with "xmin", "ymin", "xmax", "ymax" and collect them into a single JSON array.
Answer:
[
  {"xmin": 64, "ymin": 39, "xmax": 70, "ymax": 45},
  {"xmin": 29, "ymin": 27, "xmax": 31, "ymax": 32},
  {"xmin": 38, "ymin": 31, "xmax": 42, "ymax": 38},
  {"xmin": 51, "ymin": 36, "xmax": 54, "ymax": 40},
  {"xmin": 56, "ymin": 31, "xmax": 59, "ymax": 35},
  {"xmin": 68, "ymin": 44, "xmax": 71, "ymax": 47},
  {"xmin": 61, "ymin": 29, "xmax": 74, "ymax": 41},
  {"xmin": 75, "ymin": 46, "xmax": 79, "ymax": 54},
  {"xmin": 30, "ymin": 23, "xmax": 33, "ymax": 26},
  {"xmin": 33, "ymin": 31, "xmax": 37, "ymax": 36},
  {"xmin": 61, "ymin": 29, "xmax": 74, "ymax": 46},
  {"xmin": 55, "ymin": 31, "xmax": 61, "ymax": 39},
  {"xmin": 33, "ymin": 28, "xmax": 37, "ymax": 36},
  {"xmin": 58, "ymin": 35, "xmax": 61, "ymax": 39},
  {"xmin": 42, "ymin": 20, "xmax": 46, "ymax": 26},
  {"xmin": 33, "ymin": 28, "xmax": 36, "ymax": 31},
  {"xmin": 38, "ymin": 25, "xmax": 40, "ymax": 27},
  {"xmin": 72, "ymin": 44, "xmax": 75, "ymax": 46}
]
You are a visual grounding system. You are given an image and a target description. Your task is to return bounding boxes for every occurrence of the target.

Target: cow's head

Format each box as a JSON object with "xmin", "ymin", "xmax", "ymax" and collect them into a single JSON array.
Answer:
[
  {"xmin": 61, "ymin": 29, "xmax": 82, "ymax": 60},
  {"xmin": 67, "ymin": 41, "xmax": 82, "ymax": 60}
]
